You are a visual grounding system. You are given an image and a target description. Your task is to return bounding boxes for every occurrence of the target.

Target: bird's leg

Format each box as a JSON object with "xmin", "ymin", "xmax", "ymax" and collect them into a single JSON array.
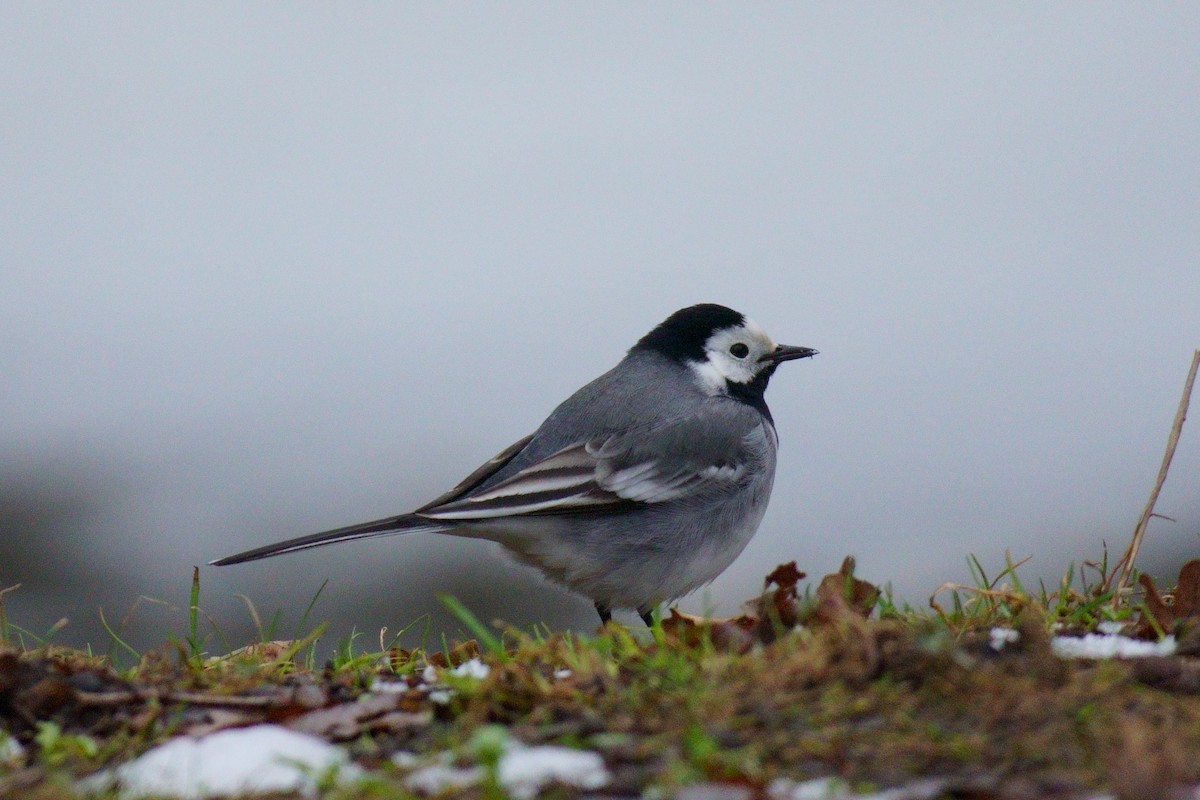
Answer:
[
  {"xmin": 595, "ymin": 602, "xmax": 613, "ymax": 625},
  {"xmin": 639, "ymin": 607, "xmax": 656, "ymax": 627}
]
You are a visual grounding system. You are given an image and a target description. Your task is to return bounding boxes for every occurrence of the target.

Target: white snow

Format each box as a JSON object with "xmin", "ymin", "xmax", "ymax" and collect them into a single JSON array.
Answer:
[
  {"xmin": 498, "ymin": 745, "xmax": 610, "ymax": 799},
  {"xmin": 451, "ymin": 658, "xmax": 491, "ymax": 679},
  {"xmin": 1051, "ymin": 633, "xmax": 1177, "ymax": 659},
  {"xmin": 401, "ymin": 743, "xmax": 610, "ymax": 798},
  {"xmin": 770, "ymin": 775, "xmax": 948, "ymax": 799},
  {"xmin": 988, "ymin": 627, "xmax": 1020, "ymax": 651},
  {"xmin": 419, "ymin": 657, "xmax": 491, "ymax": 706},
  {"xmin": 553, "ymin": 668, "xmax": 573, "ymax": 679},
  {"xmin": 403, "ymin": 762, "xmax": 483, "ymax": 794},
  {"xmin": 0, "ymin": 732, "xmax": 23, "ymax": 765},
  {"xmin": 768, "ymin": 777, "xmax": 851, "ymax": 799},
  {"xmin": 1096, "ymin": 620, "xmax": 1125, "ymax": 635},
  {"xmin": 83, "ymin": 724, "xmax": 360, "ymax": 799}
]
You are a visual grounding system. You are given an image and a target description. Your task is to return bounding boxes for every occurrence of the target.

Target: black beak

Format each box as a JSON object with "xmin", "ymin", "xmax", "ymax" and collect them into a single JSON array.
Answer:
[{"xmin": 759, "ymin": 344, "xmax": 818, "ymax": 365}]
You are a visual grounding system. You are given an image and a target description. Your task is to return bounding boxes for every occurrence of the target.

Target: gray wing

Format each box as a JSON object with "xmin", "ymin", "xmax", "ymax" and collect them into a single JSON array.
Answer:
[
  {"xmin": 415, "ymin": 433, "xmax": 534, "ymax": 511},
  {"xmin": 416, "ymin": 401, "xmax": 769, "ymax": 521}
]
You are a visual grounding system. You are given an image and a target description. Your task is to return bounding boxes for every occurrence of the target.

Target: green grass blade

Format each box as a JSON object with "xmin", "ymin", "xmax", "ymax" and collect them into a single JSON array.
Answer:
[
  {"xmin": 438, "ymin": 594, "xmax": 508, "ymax": 661},
  {"xmin": 297, "ymin": 579, "xmax": 329, "ymax": 636},
  {"xmin": 99, "ymin": 608, "xmax": 141, "ymax": 665},
  {"xmin": 186, "ymin": 566, "xmax": 202, "ymax": 663}
]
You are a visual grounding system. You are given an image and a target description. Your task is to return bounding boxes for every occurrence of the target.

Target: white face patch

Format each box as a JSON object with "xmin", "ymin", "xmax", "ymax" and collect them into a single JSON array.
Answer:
[{"xmin": 687, "ymin": 318, "xmax": 778, "ymax": 395}]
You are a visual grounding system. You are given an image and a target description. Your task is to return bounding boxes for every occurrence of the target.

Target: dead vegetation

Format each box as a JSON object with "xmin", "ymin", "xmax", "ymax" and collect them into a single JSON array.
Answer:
[{"xmin": 3, "ymin": 554, "xmax": 1200, "ymax": 799}]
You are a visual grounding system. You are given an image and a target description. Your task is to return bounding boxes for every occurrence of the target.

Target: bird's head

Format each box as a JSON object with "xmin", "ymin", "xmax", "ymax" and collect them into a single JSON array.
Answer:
[{"xmin": 633, "ymin": 304, "xmax": 817, "ymax": 397}]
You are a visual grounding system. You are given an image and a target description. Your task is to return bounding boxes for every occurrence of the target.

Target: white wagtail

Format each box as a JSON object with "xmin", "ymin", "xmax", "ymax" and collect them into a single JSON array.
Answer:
[{"xmin": 212, "ymin": 304, "xmax": 816, "ymax": 625}]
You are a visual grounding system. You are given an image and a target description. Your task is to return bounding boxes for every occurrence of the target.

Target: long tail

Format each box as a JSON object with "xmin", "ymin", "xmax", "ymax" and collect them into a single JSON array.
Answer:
[{"xmin": 209, "ymin": 514, "xmax": 443, "ymax": 566}]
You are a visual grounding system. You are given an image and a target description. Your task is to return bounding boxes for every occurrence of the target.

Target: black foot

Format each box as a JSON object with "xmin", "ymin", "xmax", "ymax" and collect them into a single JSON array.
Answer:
[
  {"xmin": 639, "ymin": 608, "xmax": 655, "ymax": 627},
  {"xmin": 595, "ymin": 603, "xmax": 612, "ymax": 625}
]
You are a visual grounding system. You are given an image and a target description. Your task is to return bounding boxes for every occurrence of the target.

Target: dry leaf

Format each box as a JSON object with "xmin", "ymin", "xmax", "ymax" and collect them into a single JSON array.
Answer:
[
  {"xmin": 746, "ymin": 561, "xmax": 807, "ymax": 639},
  {"xmin": 660, "ymin": 608, "xmax": 756, "ymax": 654},
  {"xmin": 287, "ymin": 692, "xmax": 428, "ymax": 740},
  {"xmin": 815, "ymin": 556, "xmax": 879, "ymax": 625},
  {"xmin": 425, "ymin": 640, "xmax": 481, "ymax": 669},
  {"xmin": 1135, "ymin": 559, "xmax": 1200, "ymax": 638},
  {"xmin": 763, "ymin": 562, "xmax": 805, "ymax": 593},
  {"xmin": 227, "ymin": 641, "xmax": 299, "ymax": 662}
]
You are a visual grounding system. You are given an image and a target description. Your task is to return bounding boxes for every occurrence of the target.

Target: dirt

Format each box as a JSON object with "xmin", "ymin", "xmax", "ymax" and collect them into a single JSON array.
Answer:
[{"xmin": 4, "ymin": 563, "xmax": 1200, "ymax": 799}]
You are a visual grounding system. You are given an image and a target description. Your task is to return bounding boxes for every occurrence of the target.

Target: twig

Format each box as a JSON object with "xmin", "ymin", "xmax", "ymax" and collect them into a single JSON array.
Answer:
[{"xmin": 1106, "ymin": 349, "xmax": 1200, "ymax": 601}]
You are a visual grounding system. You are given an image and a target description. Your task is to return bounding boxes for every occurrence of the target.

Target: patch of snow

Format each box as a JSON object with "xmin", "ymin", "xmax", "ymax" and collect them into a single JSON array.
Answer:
[
  {"xmin": 1051, "ymin": 633, "xmax": 1176, "ymax": 659},
  {"xmin": 421, "ymin": 658, "xmax": 489, "ymax": 705},
  {"xmin": 1096, "ymin": 620, "xmax": 1125, "ymax": 635},
  {"xmin": 82, "ymin": 724, "xmax": 360, "ymax": 799},
  {"xmin": 769, "ymin": 776, "xmax": 948, "ymax": 800},
  {"xmin": 769, "ymin": 777, "xmax": 852, "ymax": 799},
  {"xmin": 369, "ymin": 679, "xmax": 409, "ymax": 693},
  {"xmin": 554, "ymin": 668, "xmax": 572, "ymax": 679},
  {"xmin": 989, "ymin": 627, "xmax": 1020, "ymax": 651},
  {"xmin": 0, "ymin": 732, "xmax": 24, "ymax": 765},
  {"xmin": 498, "ymin": 745, "xmax": 610, "ymax": 799},
  {"xmin": 401, "ymin": 743, "xmax": 610, "ymax": 798},
  {"xmin": 856, "ymin": 777, "xmax": 949, "ymax": 800},
  {"xmin": 404, "ymin": 763, "xmax": 483, "ymax": 794},
  {"xmin": 421, "ymin": 664, "xmax": 438, "ymax": 683},
  {"xmin": 451, "ymin": 658, "xmax": 490, "ymax": 680}
]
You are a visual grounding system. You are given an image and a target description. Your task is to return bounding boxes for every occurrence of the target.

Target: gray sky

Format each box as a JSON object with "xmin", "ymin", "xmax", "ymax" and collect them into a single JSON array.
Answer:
[{"xmin": 2, "ymin": 6, "xmax": 1198, "ymax": 651}]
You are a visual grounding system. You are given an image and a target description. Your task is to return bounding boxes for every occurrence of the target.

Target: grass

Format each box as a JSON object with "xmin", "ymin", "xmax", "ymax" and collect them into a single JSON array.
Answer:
[
  {"xmin": 923, "ymin": 548, "xmax": 1130, "ymax": 634},
  {"xmin": 3, "ymin": 549, "xmax": 1200, "ymax": 800}
]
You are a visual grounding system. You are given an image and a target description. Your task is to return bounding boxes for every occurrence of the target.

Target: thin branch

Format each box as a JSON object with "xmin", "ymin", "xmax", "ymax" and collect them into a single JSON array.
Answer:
[{"xmin": 1107, "ymin": 349, "xmax": 1200, "ymax": 600}]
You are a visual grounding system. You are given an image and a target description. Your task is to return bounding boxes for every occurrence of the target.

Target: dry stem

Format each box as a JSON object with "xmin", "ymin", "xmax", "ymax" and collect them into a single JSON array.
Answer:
[{"xmin": 1107, "ymin": 349, "xmax": 1200, "ymax": 600}]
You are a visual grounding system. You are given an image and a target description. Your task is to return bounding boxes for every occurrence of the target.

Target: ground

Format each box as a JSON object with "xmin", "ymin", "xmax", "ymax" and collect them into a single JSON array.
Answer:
[{"xmin": 4, "ymin": 556, "xmax": 1200, "ymax": 800}]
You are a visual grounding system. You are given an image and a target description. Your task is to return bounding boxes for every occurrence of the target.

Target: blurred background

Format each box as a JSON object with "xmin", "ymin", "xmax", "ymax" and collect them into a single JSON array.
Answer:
[{"xmin": 2, "ymin": 5, "xmax": 1198, "ymax": 655}]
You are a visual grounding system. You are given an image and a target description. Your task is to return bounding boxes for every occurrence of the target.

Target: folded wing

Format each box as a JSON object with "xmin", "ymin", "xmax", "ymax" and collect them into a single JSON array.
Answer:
[{"xmin": 418, "ymin": 414, "xmax": 759, "ymax": 521}]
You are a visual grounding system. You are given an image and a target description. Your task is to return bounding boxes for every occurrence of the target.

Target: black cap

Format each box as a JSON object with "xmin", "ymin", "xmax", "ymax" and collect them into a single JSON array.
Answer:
[{"xmin": 631, "ymin": 304, "xmax": 746, "ymax": 363}]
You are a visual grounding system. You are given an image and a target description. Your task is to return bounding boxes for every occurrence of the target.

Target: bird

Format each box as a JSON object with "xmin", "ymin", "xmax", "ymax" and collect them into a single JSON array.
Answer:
[{"xmin": 211, "ymin": 304, "xmax": 817, "ymax": 626}]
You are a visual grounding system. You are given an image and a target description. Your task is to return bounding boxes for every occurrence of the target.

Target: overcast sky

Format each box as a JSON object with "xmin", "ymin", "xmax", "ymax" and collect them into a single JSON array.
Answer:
[{"xmin": 2, "ymin": 5, "xmax": 1198, "ymax": 650}]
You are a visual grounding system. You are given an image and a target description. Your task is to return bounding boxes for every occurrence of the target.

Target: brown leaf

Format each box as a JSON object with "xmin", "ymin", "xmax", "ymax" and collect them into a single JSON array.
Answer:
[
  {"xmin": 287, "ymin": 692, "xmax": 413, "ymax": 740},
  {"xmin": 227, "ymin": 640, "xmax": 298, "ymax": 662},
  {"xmin": 764, "ymin": 562, "xmax": 806, "ymax": 593},
  {"xmin": 664, "ymin": 560, "xmax": 874, "ymax": 651},
  {"xmin": 1134, "ymin": 560, "xmax": 1200, "ymax": 638},
  {"xmin": 425, "ymin": 640, "xmax": 480, "ymax": 669},
  {"xmin": 1171, "ymin": 559, "xmax": 1200, "ymax": 618},
  {"xmin": 385, "ymin": 647, "xmax": 413, "ymax": 672},
  {"xmin": 815, "ymin": 556, "xmax": 879, "ymax": 625},
  {"xmin": 1137, "ymin": 573, "xmax": 1174, "ymax": 636},
  {"xmin": 744, "ymin": 561, "xmax": 808, "ymax": 638},
  {"xmin": 660, "ymin": 609, "xmax": 756, "ymax": 654}
]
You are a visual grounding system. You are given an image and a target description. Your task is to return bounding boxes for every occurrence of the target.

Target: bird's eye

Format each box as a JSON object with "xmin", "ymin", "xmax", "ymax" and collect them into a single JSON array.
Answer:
[{"xmin": 729, "ymin": 343, "xmax": 750, "ymax": 359}]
